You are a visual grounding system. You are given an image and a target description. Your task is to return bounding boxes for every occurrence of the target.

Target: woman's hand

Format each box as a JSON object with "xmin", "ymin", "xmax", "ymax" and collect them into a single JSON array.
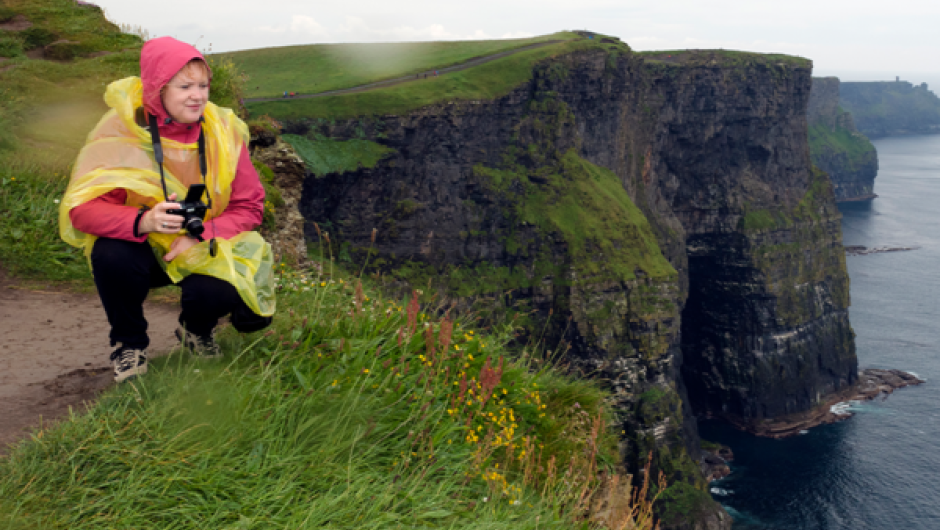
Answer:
[
  {"xmin": 164, "ymin": 235, "xmax": 199, "ymax": 262},
  {"xmin": 140, "ymin": 193, "xmax": 184, "ymax": 234}
]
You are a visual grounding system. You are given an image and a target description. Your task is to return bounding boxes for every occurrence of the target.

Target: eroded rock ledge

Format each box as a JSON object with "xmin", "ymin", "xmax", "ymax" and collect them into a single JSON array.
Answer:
[
  {"xmin": 845, "ymin": 245, "xmax": 919, "ymax": 256},
  {"xmin": 713, "ymin": 368, "xmax": 924, "ymax": 438}
]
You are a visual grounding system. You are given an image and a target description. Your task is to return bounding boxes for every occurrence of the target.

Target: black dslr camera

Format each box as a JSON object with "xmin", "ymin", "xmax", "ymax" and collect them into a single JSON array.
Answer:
[{"xmin": 167, "ymin": 184, "xmax": 208, "ymax": 240}]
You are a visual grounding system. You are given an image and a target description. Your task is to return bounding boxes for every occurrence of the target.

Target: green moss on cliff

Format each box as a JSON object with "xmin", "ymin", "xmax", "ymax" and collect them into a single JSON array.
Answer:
[
  {"xmin": 740, "ymin": 167, "xmax": 851, "ymax": 325},
  {"xmin": 808, "ymin": 112, "xmax": 876, "ymax": 173},
  {"xmin": 657, "ymin": 481, "xmax": 716, "ymax": 527},
  {"xmin": 638, "ymin": 49, "xmax": 812, "ymax": 69},
  {"xmin": 475, "ymin": 149, "xmax": 676, "ymax": 285},
  {"xmin": 282, "ymin": 134, "xmax": 394, "ymax": 177}
]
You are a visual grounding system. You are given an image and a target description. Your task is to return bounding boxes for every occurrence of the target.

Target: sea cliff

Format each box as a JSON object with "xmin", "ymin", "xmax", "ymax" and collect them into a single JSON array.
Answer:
[
  {"xmin": 257, "ymin": 40, "xmax": 858, "ymax": 530},
  {"xmin": 807, "ymin": 77, "xmax": 878, "ymax": 201},
  {"xmin": 839, "ymin": 80, "xmax": 940, "ymax": 138}
]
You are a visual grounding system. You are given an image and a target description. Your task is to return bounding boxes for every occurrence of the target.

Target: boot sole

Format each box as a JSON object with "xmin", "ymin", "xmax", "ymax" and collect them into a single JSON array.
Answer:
[{"xmin": 114, "ymin": 363, "xmax": 148, "ymax": 383}]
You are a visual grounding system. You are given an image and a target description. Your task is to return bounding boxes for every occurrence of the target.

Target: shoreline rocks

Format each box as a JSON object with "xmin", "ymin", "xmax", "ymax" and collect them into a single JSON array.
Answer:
[
  {"xmin": 710, "ymin": 368, "xmax": 924, "ymax": 439},
  {"xmin": 701, "ymin": 444, "xmax": 734, "ymax": 482},
  {"xmin": 845, "ymin": 245, "xmax": 919, "ymax": 256}
]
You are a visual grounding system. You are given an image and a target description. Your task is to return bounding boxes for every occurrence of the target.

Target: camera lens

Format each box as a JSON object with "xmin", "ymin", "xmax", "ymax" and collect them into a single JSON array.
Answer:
[{"xmin": 185, "ymin": 218, "xmax": 205, "ymax": 238}]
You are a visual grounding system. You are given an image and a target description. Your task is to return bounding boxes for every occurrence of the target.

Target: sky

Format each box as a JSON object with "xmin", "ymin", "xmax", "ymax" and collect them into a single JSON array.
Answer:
[{"xmin": 95, "ymin": 0, "xmax": 939, "ymax": 84}]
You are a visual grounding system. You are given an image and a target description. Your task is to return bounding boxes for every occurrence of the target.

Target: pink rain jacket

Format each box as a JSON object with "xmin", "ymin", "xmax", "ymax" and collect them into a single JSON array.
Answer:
[{"xmin": 69, "ymin": 37, "xmax": 263, "ymax": 242}]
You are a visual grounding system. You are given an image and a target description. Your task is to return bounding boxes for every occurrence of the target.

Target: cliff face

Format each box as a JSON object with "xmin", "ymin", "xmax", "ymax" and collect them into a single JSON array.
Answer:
[
  {"xmin": 807, "ymin": 77, "xmax": 878, "ymax": 201},
  {"xmin": 637, "ymin": 55, "xmax": 857, "ymax": 428},
  {"xmin": 840, "ymin": 80, "xmax": 940, "ymax": 138},
  {"xmin": 289, "ymin": 43, "xmax": 856, "ymax": 529}
]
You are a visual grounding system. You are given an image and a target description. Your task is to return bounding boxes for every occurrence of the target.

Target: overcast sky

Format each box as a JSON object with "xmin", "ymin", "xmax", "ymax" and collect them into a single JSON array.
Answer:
[{"xmin": 96, "ymin": 0, "xmax": 939, "ymax": 83}]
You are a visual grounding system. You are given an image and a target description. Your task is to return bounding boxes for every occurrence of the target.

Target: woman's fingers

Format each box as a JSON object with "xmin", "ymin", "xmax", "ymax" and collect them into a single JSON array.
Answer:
[{"xmin": 143, "ymin": 201, "xmax": 185, "ymax": 234}]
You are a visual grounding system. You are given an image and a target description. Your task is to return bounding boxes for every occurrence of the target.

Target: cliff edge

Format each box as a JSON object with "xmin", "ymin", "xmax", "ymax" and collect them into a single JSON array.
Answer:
[
  {"xmin": 807, "ymin": 77, "xmax": 878, "ymax": 201},
  {"xmin": 251, "ymin": 40, "xmax": 859, "ymax": 530}
]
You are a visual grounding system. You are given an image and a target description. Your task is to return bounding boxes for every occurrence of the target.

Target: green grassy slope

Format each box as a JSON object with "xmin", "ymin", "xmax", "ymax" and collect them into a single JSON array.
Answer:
[
  {"xmin": 0, "ymin": 0, "xmax": 140, "ymax": 60},
  {"xmin": 1, "ymin": 263, "xmax": 628, "ymax": 529},
  {"xmin": 223, "ymin": 32, "xmax": 577, "ymax": 99},
  {"xmin": 0, "ymin": 6, "xmax": 659, "ymax": 528},
  {"xmin": 245, "ymin": 37, "xmax": 614, "ymax": 120},
  {"xmin": 807, "ymin": 111, "xmax": 876, "ymax": 173}
]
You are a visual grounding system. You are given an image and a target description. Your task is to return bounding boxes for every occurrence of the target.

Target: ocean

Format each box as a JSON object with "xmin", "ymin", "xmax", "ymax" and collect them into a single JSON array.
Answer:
[{"xmin": 699, "ymin": 134, "xmax": 940, "ymax": 529}]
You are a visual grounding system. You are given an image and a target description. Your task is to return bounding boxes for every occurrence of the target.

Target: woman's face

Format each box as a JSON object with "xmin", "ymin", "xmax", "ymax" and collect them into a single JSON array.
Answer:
[{"xmin": 162, "ymin": 64, "xmax": 209, "ymax": 124}]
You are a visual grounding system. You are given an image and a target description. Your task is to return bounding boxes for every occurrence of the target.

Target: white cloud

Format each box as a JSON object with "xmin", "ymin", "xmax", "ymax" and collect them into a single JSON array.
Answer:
[
  {"xmin": 290, "ymin": 15, "xmax": 328, "ymax": 37},
  {"xmin": 254, "ymin": 15, "xmax": 498, "ymax": 43},
  {"xmin": 501, "ymin": 31, "xmax": 534, "ymax": 39}
]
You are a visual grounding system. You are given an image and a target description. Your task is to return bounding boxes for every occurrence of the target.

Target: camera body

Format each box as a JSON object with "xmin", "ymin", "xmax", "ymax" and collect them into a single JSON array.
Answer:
[{"xmin": 167, "ymin": 184, "xmax": 208, "ymax": 239}]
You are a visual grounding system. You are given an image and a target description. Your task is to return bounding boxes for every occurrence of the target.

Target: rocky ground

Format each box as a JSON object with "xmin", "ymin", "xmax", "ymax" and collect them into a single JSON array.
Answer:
[
  {"xmin": 845, "ymin": 245, "xmax": 919, "ymax": 256},
  {"xmin": 0, "ymin": 270, "xmax": 180, "ymax": 455},
  {"xmin": 715, "ymin": 368, "xmax": 925, "ymax": 439}
]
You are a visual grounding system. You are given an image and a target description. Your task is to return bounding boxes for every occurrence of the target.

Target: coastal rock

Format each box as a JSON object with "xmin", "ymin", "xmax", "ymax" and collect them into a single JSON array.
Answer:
[
  {"xmin": 808, "ymin": 77, "xmax": 878, "ymax": 202},
  {"xmin": 854, "ymin": 368, "xmax": 925, "ymax": 400},
  {"xmin": 700, "ymin": 443, "xmax": 733, "ymax": 482},
  {"xmin": 840, "ymin": 81, "xmax": 940, "ymax": 138},
  {"xmin": 252, "ymin": 139, "xmax": 308, "ymax": 266},
  {"xmin": 716, "ymin": 368, "xmax": 924, "ymax": 438},
  {"xmin": 288, "ymin": 45, "xmax": 861, "ymax": 530},
  {"xmin": 844, "ymin": 245, "xmax": 918, "ymax": 256}
]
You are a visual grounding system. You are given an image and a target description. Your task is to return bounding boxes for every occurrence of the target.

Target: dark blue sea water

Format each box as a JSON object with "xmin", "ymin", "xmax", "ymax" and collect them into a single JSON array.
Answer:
[{"xmin": 699, "ymin": 134, "xmax": 940, "ymax": 530}]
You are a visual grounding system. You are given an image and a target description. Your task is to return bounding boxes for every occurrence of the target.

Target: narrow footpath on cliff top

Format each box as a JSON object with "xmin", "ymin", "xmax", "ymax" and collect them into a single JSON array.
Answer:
[
  {"xmin": 0, "ymin": 269, "xmax": 180, "ymax": 455},
  {"xmin": 243, "ymin": 39, "xmax": 567, "ymax": 103}
]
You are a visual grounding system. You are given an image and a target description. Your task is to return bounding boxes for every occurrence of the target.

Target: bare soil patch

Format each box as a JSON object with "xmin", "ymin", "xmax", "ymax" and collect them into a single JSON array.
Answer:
[
  {"xmin": 0, "ymin": 270, "xmax": 180, "ymax": 455},
  {"xmin": 0, "ymin": 14, "xmax": 32, "ymax": 31}
]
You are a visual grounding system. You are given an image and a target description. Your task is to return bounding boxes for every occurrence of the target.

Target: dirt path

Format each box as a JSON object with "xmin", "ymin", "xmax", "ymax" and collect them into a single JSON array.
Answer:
[
  {"xmin": 0, "ymin": 271, "xmax": 180, "ymax": 455},
  {"xmin": 244, "ymin": 40, "xmax": 564, "ymax": 103}
]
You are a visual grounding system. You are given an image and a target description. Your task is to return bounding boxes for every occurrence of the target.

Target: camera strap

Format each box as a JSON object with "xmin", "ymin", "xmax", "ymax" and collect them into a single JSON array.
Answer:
[
  {"xmin": 148, "ymin": 113, "xmax": 218, "ymax": 256},
  {"xmin": 147, "ymin": 113, "xmax": 210, "ymax": 208}
]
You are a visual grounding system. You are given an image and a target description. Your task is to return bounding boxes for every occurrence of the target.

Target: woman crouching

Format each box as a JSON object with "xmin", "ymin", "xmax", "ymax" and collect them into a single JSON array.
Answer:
[{"xmin": 59, "ymin": 37, "xmax": 275, "ymax": 382}]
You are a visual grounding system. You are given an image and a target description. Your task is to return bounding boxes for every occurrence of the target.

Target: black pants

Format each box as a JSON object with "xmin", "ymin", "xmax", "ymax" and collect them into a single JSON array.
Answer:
[{"xmin": 91, "ymin": 238, "xmax": 269, "ymax": 350}]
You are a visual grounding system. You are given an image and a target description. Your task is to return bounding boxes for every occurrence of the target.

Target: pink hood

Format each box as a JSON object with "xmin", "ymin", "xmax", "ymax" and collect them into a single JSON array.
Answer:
[{"xmin": 140, "ymin": 37, "xmax": 212, "ymax": 124}]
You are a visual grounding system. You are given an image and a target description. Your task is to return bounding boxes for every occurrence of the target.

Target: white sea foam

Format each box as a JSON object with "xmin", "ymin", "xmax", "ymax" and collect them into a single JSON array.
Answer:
[
  {"xmin": 799, "ymin": 429, "xmax": 809, "ymax": 435},
  {"xmin": 710, "ymin": 487, "xmax": 732, "ymax": 496},
  {"xmin": 830, "ymin": 401, "xmax": 854, "ymax": 415}
]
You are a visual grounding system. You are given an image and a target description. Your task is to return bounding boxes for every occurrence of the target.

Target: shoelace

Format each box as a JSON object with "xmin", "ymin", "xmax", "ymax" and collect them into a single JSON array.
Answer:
[{"xmin": 116, "ymin": 349, "xmax": 144, "ymax": 369}]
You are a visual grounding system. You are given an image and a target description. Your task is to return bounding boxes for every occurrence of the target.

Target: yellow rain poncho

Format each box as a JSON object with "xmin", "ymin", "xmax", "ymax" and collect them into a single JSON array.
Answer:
[{"xmin": 59, "ymin": 76, "xmax": 275, "ymax": 317}]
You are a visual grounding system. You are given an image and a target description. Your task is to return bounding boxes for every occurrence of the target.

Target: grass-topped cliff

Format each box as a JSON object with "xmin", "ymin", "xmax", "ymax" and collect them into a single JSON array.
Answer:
[
  {"xmin": 807, "ymin": 77, "xmax": 878, "ymax": 201},
  {"xmin": 0, "ymin": 5, "xmax": 663, "ymax": 530},
  {"xmin": 223, "ymin": 32, "xmax": 578, "ymax": 100},
  {"xmin": 241, "ymin": 34, "xmax": 625, "ymax": 120},
  {"xmin": 839, "ymin": 80, "xmax": 940, "ymax": 138}
]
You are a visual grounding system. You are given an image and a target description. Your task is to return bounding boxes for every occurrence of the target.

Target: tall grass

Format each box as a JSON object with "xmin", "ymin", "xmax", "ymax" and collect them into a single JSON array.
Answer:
[
  {"xmin": 0, "ymin": 164, "xmax": 89, "ymax": 284},
  {"xmin": 0, "ymin": 239, "xmax": 659, "ymax": 528}
]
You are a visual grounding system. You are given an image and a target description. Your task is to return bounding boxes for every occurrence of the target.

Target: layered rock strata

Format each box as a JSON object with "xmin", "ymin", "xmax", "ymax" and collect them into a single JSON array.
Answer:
[
  {"xmin": 286, "ymin": 43, "xmax": 858, "ymax": 530},
  {"xmin": 807, "ymin": 77, "xmax": 878, "ymax": 201}
]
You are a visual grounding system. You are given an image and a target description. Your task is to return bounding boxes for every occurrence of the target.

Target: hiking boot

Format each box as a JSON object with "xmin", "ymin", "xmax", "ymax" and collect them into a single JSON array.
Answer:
[
  {"xmin": 111, "ymin": 346, "xmax": 148, "ymax": 382},
  {"xmin": 175, "ymin": 326, "xmax": 222, "ymax": 359}
]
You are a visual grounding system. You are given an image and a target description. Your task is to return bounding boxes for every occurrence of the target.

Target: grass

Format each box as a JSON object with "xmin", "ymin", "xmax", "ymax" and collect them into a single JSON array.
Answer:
[
  {"xmin": 807, "ymin": 114, "xmax": 876, "ymax": 172},
  {"xmin": 245, "ymin": 38, "xmax": 608, "ymax": 121},
  {"xmin": 475, "ymin": 149, "xmax": 676, "ymax": 284},
  {"xmin": 223, "ymin": 33, "xmax": 578, "ymax": 100},
  {"xmin": 0, "ymin": 0, "xmax": 140, "ymax": 59},
  {"xmin": 0, "ymin": 49, "xmax": 141, "ymax": 168},
  {"xmin": 0, "ymin": 229, "xmax": 661, "ymax": 528},
  {"xmin": 0, "ymin": 164, "xmax": 91, "ymax": 285},
  {"xmin": 283, "ymin": 133, "xmax": 395, "ymax": 177},
  {"xmin": 637, "ymin": 49, "xmax": 812, "ymax": 69}
]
